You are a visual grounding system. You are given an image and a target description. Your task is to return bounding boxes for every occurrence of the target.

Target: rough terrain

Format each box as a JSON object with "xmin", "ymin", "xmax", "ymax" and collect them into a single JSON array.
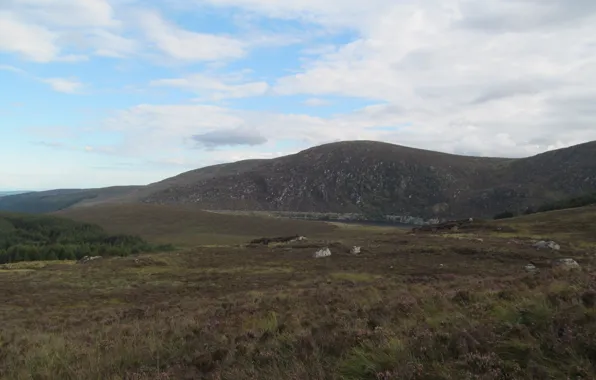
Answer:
[{"xmin": 1, "ymin": 206, "xmax": 596, "ymax": 379}]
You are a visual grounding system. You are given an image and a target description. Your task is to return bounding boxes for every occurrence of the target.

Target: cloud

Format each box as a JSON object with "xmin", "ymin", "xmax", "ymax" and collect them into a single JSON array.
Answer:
[
  {"xmin": 41, "ymin": 78, "xmax": 83, "ymax": 93},
  {"xmin": 197, "ymin": 0, "xmax": 397, "ymax": 29},
  {"xmin": 0, "ymin": 1, "xmax": 135, "ymax": 62},
  {"xmin": 136, "ymin": 10, "xmax": 246, "ymax": 62},
  {"xmin": 191, "ymin": 127, "xmax": 268, "ymax": 147},
  {"xmin": 0, "ymin": 12, "xmax": 59, "ymax": 62},
  {"xmin": 456, "ymin": 0, "xmax": 596, "ymax": 33},
  {"xmin": 4, "ymin": 0, "xmax": 596, "ymax": 190},
  {"xmin": 151, "ymin": 73, "xmax": 269, "ymax": 100},
  {"xmin": 259, "ymin": 0, "xmax": 596, "ymax": 156},
  {"xmin": 303, "ymin": 98, "xmax": 331, "ymax": 107},
  {"xmin": 3, "ymin": 0, "xmax": 118, "ymax": 28},
  {"xmin": 1, "ymin": 64, "xmax": 85, "ymax": 94},
  {"xmin": 0, "ymin": 65, "xmax": 27, "ymax": 74}
]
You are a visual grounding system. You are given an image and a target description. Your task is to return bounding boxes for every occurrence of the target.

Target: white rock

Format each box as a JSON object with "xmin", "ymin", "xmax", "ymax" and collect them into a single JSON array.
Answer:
[
  {"xmin": 77, "ymin": 255, "xmax": 102, "ymax": 264},
  {"xmin": 350, "ymin": 246, "xmax": 361, "ymax": 255},
  {"xmin": 533, "ymin": 240, "xmax": 560, "ymax": 250},
  {"xmin": 525, "ymin": 263, "xmax": 538, "ymax": 273},
  {"xmin": 314, "ymin": 248, "xmax": 332, "ymax": 258},
  {"xmin": 553, "ymin": 258, "xmax": 580, "ymax": 270}
]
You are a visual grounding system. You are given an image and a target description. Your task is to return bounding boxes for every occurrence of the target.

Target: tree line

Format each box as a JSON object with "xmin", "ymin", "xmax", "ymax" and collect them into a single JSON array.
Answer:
[
  {"xmin": 493, "ymin": 192, "xmax": 596, "ymax": 220},
  {"xmin": 0, "ymin": 212, "xmax": 173, "ymax": 264}
]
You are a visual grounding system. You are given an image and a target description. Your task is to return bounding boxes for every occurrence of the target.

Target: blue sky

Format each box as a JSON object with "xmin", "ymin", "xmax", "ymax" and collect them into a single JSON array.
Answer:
[{"xmin": 1, "ymin": 0, "xmax": 596, "ymax": 190}]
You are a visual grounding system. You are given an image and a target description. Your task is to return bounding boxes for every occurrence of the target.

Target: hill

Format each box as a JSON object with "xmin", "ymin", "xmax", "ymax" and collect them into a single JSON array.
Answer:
[
  {"xmin": 0, "ymin": 191, "xmax": 29, "ymax": 197},
  {"xmin": 140, "ymin": 140, "xmax": 596, "ymax": 220},
  {"xmin": 0, "ymin": 186, "xmax": 139, "ymax": 214},
  {"xmin": 2, "ymin": 140, "xmax": 596, "ymax": 220},
  {"xmin": 56, "ymin": 203, "xmax": 337, "ymax": 246},
  {"xmin": 492, "ymin": 204, "xmax": 596, "ymax": 243}
]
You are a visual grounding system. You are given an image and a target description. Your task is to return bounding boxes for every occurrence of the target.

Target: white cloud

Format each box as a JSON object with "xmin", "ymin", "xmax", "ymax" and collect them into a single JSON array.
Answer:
[
  {"xmin": 303, "ymin": 98, "xmax": 331, "ymax": 107},
  {"xmin": 196, "ymin": 0, "xmax": 397, "ymax": 29},
  {"xmin": 151, "ymin": 73, "xmax": 268, "ymax": 100},
  {"xmin": 136, "ymin": 10, "xmax": 246, "ymax": 62},
  {"xmin": 0, "ymin": 1, "xmax": 133, "ymax": 62},
  {"xmin": 41, "ymin": 78, "xmax": 83, "ymax": 93},
  {"xmin": 0, "ymin": 12, "xmax": 59, "ymax": 62},
  {"xmin": 5, "ymin": 0, "xmax": 118, "ymax": 28},
  {"xmin": 263, "ymin": 0, "xmax": 596, "ymax": 156},
  {"xmin": 0, "ymin": 65, "xmax": 27, "ymax": 74},
  {"xmin": 4, "ymin": 0, "xmax": 596, "ymax": 188}
]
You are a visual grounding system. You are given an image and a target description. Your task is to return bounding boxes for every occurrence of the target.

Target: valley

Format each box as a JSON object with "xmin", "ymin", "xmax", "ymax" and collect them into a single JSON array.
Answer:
[
  {"xmin": 1, "ymin": 204, "xmax": 596, "ymax": 379},
  {"xmin": 1, "ymin": 140, "xmax": 595, "ymax": 379}
]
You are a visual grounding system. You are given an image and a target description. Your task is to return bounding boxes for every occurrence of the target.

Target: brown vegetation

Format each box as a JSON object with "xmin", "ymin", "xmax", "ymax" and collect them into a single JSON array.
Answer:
[
  {"xmin": 55, "ymin": 203, "xmax": 336, "ymax": 246},
  {"xmin": 2, "ymin": 206, "xmax": 596, "ymax": 379}
]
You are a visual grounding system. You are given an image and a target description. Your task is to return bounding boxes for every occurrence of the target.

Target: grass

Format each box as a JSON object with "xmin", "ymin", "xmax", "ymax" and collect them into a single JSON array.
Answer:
[
  {"xmin": 492, "ymin": 205, "xmax": 596, "ymax": 241},
  {"xmin": 56, "ymin": 203, "xmax": 337, "ymax": 246},
  {"xmin": 1, "ymin": 206, "xmax": 596, "ymax": 379}
]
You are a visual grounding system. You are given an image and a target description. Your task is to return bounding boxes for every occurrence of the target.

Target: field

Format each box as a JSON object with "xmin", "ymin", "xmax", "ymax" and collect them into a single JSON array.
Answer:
[
  {"xmin": 2, "ymin": 205, "xmax": 596, "ymax": 379},
  {"xmin": 56, "ymin": 204, "xmax": 337, "ymax": 247}
]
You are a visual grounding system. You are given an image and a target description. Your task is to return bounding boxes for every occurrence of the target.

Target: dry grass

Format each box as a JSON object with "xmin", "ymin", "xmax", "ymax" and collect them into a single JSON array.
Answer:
[
  {"xmin": 492, "ymin": 205, "xmax": 596, "ymax": 242},
  {"xmin": 55, "ymin": 203, "xmax": 337, "ymax": 246},
  {"xmin": 2, "ymin": 207, "xmax": 596, "ymax": 379}
]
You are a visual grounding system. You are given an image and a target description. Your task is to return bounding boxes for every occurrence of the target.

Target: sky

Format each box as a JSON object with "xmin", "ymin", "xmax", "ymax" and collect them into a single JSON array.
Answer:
[{"xmin": 1, "ymin": 0, "xmax": 596, "ymax": 190}]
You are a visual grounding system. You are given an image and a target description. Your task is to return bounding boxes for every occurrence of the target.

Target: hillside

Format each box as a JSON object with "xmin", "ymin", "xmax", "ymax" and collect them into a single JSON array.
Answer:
[
  {"xmin": 141, "ymin": 140, "xmax": 596, "ymax": 220},
  {"xmin": 3, "ymin": 140, "xmax": 596, "ymax": 220},
  {"xmin": 0, "ymin": 186, "xmax": 139, "ymax": 214},
  {"xmin": 0, "ymin": 191, "xmax": 28, "ymax": 197},
  {"xmin": 56, "ymin": 203, "xmax": 337, "ymax": 246}
]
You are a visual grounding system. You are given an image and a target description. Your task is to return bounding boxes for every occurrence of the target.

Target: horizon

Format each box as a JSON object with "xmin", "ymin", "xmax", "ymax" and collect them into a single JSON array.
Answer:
[
  {"xmin": 2, "ymin": 0, "xmax": 596, "ymax": 189},
  {"xmin": 2, "ymin": 137, "xmax": 595, "ymax": 192}
]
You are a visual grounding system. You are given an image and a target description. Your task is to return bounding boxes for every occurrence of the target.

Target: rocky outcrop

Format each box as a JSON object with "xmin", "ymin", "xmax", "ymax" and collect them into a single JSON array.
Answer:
[
  {"xmin": 77, "ymin": 256, "xmax": 102, "ymax": 264},
  {"xmin": 533, "ymin": 241, "xmax": 561, "ymax": 251},
  {"xmin": 314, "ymin": 248, "xmax": 332, "ymax": 258},
  {"xmin": 553, "ymin": 258, "xmax": 580, "ymax": 270}
]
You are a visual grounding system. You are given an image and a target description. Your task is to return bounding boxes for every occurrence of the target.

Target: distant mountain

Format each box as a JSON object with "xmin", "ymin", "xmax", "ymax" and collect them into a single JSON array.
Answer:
[
  {"xmin": 2, "ymin": 140, "xmax": 596, "ymax": 221},
  {"xmin": 0, "ymin": 187, "xmax": 139, "ymax": 214},
  {"xmin": 0, "ymin": 191, "xmax": 29, "ymax": 197},
  {"xmin": 139, "ymin": 140, "xmax": 596, "ymax": 221}
]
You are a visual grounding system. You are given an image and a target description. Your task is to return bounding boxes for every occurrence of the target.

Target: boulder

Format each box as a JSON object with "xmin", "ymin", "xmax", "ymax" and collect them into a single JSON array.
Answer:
[
  {"xmin": 350, "ymin": 246, "xmax": 361, "ymax": 255},
  {"xmin": 533, "ymin": 240, "xmax": 560, "ymax": 251},
  {"xmin": 314, "ymin": 247, "xmax": 332, "ymax": 258},
  {"xmin": 524, "ymin": 263, "xmax": 538, "ymax": 273},
  {"xmin": 77, "ymin": 255, "xmax": 102, "ymax": 264},
  {"xmin": 552, "ymin": 258, "xmax": 580, "ymax": 270}
]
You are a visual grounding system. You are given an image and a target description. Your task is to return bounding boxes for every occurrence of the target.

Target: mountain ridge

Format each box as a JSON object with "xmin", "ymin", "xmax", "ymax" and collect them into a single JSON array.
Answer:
[{"xmin": 2, "ymin": 140, "xmax": 595, "ymax": 220}]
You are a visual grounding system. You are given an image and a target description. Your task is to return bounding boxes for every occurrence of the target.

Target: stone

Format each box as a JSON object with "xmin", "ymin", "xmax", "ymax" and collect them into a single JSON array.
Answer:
[
  {"xmin": 525, "ymin": 263, "xmax": 538, "ymax": 273},
  {"xmin": 314, "ymin": 247, "xmax": 332, "ymax": 258},
  {"xmin": 552, "ymin": 258, "xmax": 580, "ymax": 270},
  {"xmin": 77, "ymin": 255, "xmax": 102, "ymax": 264},
  {"xmin": 533, "ymin": 240, "xmax": 561, "ymax": 250},
  {"xmin": 350, "ymin": 246, "xmax": 361, "ymax": 255}
]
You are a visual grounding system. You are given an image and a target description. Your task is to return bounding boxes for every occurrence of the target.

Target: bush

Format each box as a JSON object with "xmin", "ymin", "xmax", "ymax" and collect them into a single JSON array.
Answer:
[
  {"xmin": 0, "ymin": 212, "xmax": 170, "ymax": 264},
  {"xmin": 537, "ymin": 192, "xmax": 596, "ymax": 213},
  {"xmin": 494, "ymin": 211, "xmax": 516, "ymax": 220}
]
